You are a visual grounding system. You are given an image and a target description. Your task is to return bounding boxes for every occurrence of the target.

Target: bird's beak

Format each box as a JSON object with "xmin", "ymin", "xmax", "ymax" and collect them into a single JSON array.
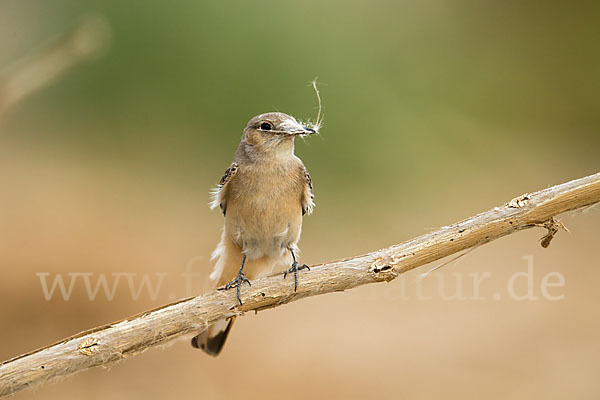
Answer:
[
  {"xmin": 301, "ymin": 126, "xmax": 317, "ymax": 135},
  {"xmin": 279, "ymin": 119, "xmax": 318, "ymax": 136},
  {"xmin": 290, "ymin": 125, "xmax": 317, "ymax": 137}
]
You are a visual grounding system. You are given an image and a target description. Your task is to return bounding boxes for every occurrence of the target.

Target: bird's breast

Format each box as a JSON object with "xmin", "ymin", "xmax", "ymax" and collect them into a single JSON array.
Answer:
[{"xmin": 223, "ymin": 164, "xmax": 304, "ymax": 259}]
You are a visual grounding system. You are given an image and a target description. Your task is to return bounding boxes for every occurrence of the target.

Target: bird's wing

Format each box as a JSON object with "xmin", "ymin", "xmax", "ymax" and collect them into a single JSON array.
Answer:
[
  {"xmin": 210, "ymin": 163, "xmax": 238, "ymax": 215},
  {"xmin": 301, "ymin": 167, "xmax": 315, "ymax": 216}
]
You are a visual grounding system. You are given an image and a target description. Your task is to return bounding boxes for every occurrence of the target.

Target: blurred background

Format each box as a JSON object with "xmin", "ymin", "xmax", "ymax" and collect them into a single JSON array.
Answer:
[{"xmin": 1, "ymin": 1, "xmax": 599, "ymax": 399}]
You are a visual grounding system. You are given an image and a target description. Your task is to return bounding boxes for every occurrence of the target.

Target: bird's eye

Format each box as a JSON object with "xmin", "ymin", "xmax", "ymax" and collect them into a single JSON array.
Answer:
[{"xmin": 260, "ymin": 122, "xmax": 272, "ymax": 131}]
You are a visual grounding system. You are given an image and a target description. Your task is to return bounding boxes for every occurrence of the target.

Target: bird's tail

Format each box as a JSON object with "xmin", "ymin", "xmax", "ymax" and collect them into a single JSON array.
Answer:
[
  {"xmin": 191, "ymin": 317, "xmax": 235, "ymax": 356},
  {"xmin": 191, "ymin": 231, "xmax": 244, "ymax": 356}
]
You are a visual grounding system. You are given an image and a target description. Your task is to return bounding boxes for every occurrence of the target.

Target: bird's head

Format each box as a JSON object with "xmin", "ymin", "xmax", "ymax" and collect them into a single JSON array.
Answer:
[{"xmin": 242, "ymin": 112, "xmax": 317, "ymax": 157}]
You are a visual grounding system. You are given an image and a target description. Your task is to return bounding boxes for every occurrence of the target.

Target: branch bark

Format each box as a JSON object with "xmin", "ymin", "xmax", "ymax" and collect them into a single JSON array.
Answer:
[{"xmin": 1, "ymin": 172, "xmax": 600, "ymax": 397}]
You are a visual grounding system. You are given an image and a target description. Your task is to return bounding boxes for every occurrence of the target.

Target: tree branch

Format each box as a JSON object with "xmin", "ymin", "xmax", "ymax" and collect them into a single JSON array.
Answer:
[
  {"xmin": 1, "ymin": 172, "xmax": 600, "ymax": 397},
  {"xmin": 0, "ymin": 15, "xmax": 111, "ymax": 120}
]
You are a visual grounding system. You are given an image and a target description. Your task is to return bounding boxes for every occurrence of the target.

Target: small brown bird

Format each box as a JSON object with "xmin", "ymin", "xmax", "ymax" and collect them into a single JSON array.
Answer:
[{"xmin": 191, "ymin": 112, "xmax": 317, "ymax": 356}]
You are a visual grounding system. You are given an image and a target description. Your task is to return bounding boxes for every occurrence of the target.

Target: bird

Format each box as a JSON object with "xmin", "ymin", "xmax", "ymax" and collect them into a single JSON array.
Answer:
[{"xmin": 191, "ymin": 112, "xmax": 317, "ymax": 356}]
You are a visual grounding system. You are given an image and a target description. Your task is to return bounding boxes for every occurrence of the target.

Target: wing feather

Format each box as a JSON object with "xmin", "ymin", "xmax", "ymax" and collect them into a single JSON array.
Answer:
[
  {"xmin": 301, "ymin": 168, "xmax": 314, "ymax": 216},
  {"xmin": 210, "ymin": 163, "xmax": 238, "ymax": 215}
]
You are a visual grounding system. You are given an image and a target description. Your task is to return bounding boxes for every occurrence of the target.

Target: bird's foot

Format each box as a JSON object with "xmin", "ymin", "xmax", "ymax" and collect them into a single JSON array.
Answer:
[
  {"xmin": 283, "ymin": 261, "xmax": 310, "ymax": 292},
  {"xmin": 222, "ymin": 271, "xmax": 251, "ymax": 305}
]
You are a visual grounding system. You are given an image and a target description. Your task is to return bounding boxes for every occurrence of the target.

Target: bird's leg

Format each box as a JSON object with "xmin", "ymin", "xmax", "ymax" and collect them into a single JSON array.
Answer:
[
  {"xmin": 223, "ymin": 254, "xmax": 250, "ymax": 305},
  {"xmin": 284, "ymin": 249, "xmax": 310, "ymax": 292}
]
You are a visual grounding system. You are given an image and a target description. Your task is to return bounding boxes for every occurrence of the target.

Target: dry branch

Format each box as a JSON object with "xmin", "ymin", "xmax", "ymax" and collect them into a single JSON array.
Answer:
[
  {"xmin": 0, "ymin": 15, "xmax": 111, "ymax": 119},
  {"xmin": 1, "ymin": 172, "xmax": 600, "ymax": 397}
]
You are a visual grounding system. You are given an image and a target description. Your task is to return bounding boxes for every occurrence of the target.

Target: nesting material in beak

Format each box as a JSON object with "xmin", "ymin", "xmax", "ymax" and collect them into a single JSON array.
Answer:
[{"xmin": 277, "ymin": 118, "xmax": 317, "ymax": 136}]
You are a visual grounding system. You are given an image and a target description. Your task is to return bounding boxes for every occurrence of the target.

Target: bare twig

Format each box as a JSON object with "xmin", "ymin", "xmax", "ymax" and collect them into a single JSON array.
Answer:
[
  {"xmin": 0, "ymin": 15, "xmax": 111, "ymax": 119},
  {"xmin": 1, "ymin": 172, "xmax": 599, "ymax": 397}
]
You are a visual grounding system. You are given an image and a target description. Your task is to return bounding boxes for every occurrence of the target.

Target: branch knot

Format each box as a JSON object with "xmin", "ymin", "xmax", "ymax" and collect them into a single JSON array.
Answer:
[{"xmin": 369, "ymin": 258, "xmax": 398, "ymax": 282}]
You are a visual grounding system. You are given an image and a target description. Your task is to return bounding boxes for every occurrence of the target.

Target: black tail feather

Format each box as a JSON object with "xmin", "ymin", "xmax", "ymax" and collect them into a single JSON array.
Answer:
[{"xmin": 191, "ymin": 318, "xmax": 235, "ymax": 357}]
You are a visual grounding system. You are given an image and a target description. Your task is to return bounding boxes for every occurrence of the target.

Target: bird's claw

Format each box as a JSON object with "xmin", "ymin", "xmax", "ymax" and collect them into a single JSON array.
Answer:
[
  {"xmin": 223, "ymin": 271, "xmax": 251, "ymax": 305},
  {"xmin": 284, "ymin": 261, "xmax": 310, "ymax": 292}
]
